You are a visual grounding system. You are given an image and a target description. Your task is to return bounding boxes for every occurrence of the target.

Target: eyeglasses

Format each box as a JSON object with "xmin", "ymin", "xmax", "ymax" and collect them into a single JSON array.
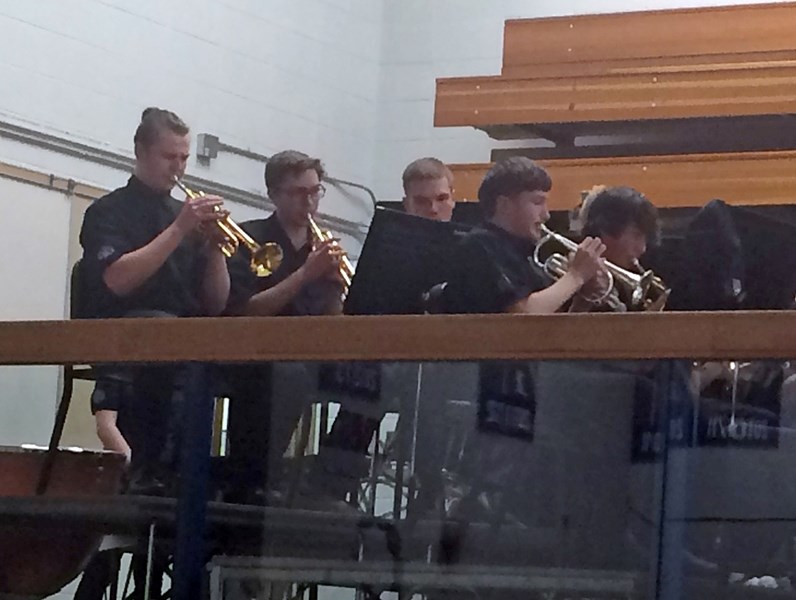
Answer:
[{"xmin": 279, "ymin": 184, "xmax": 326, "ymax": 201}]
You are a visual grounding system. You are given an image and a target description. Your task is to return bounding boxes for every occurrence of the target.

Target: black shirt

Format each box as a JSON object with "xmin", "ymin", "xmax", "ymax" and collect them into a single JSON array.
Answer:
[
  {"xmin": 226, "ymin": 213, "xmax": 342, "ymax": 316},
  {"xmin": 443, "ymin": 222, "xmax": 549, "ymax": 314},
  {"xmin": 79, "ymin": 176, "xmax": 208, "ymax": 319}
]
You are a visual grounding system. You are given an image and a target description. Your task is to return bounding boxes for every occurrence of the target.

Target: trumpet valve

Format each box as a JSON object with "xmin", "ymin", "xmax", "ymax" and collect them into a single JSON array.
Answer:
[{"xmin": 219, "ymin": 241, "xmax": 237, "ymax": 258}]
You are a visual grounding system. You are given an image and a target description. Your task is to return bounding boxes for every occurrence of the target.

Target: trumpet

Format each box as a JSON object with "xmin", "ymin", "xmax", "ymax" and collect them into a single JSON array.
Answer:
[
  {"xmin": 307, "ymin": 214, "xmax": 355, "ymax": 293},
  {"xmin": 173, "ymin": 177, "xmax": 283, "ymax": 278},
  {"xmin": 533, "ymin": 224, "xmax": 670, "ymax": 312},
  {"xmin": 627, "ymin": 262, "xmax": 670, "ymax": 312}
]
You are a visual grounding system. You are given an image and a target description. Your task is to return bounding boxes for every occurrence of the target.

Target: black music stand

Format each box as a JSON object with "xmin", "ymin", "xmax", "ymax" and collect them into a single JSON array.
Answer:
[
  {"xmin": 667, "ymin": 199, "xmax": 796, "ymax": 311},
  {"xmin": 342, "ymin": 208, "xmax": 472, "ymax": 519},
  {"xmin": 344, "ymin": 207, "xmax": 472, "ymax": 315},
  {"xmin": 733, "ymin": 204, "xmax": 796, "ymax": 309}
]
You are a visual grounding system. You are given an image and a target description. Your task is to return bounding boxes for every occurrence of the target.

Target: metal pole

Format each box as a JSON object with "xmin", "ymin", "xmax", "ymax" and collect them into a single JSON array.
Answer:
[
  {"xmin": 144, "ymin": 522, "xmax": 156, "ymax": 600},
  {"xmin": 173, "ymin": 363, "xmax": 214, "ymax": 600}
]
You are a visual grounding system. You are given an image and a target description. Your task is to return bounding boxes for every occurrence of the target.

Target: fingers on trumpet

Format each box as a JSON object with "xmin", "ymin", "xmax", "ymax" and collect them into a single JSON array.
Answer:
[
  {"xmin": 175, "ymin": 196, "xmax": 224, "ymax": 235},
  {"xmin": 304, "ymin": 241, "xmax": 342, "ymax": 281},
  {"xmin": 567, "ymin": 236, "xmax": 606, "ymax": 283},
  {"xmin": 312, "ymin": 236, "xmax": 339, "ymax": 250},
  {"xmin": 579, "ymin": 266, "xmax": 612, "ymax": 297},
  {"xmin": 194, "ymin": 198, "xmax": 231, "ymax": 249},
  {"xmin": 192, "ymin": 194, "xmax": 225, "ymax": 217},
  {"xmin": 173, "ymin": 177, "xmax": 226, "ymax": 227},
  {"xmin": 198, "ymin": 219, "xmax": 231, "ymax": 244}
]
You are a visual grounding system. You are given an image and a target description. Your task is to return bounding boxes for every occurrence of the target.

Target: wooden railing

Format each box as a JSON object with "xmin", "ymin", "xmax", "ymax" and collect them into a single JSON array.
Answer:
[{"xmin": 1, "ymin": 313, "xmax": 795, "ymax": 364}]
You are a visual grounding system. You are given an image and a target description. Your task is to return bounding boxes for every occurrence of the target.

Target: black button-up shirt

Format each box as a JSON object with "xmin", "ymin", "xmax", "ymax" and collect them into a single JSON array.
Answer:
[
  {"xmin": 443, "ymin": 222, "xmax": 549, "ymax": 314},
  {"xmin": 226, "ymin": 213, "xmax": 342, "ymax": 316},
  {"xmin": 442, "ymin": 222, "xmax": 546, "ymax": 445},
  {"xmin": 79, "ymin": 176, "xmax": 208, "ymax": 319}
]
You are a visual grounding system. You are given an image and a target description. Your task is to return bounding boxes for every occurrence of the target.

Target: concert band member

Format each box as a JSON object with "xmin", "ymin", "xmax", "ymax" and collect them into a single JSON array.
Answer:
[
  {"xmin": 401, "ymin": 156, "xmax": 456, "ymax": 221},
  {"xmin": 75, "ymin": 107, "xmax": 228, "ymax": 598},
  {"xmin": 570, "ymin": 185, "xmax": 662, "ymax": 312},
  {"xmin": 225, "ymin": 150, "xmax": 344, "ymax": 317},
  {"xmin": 443, "ymin": 157, "xmax": 604, "ymax": 315},
  {"xmin": 80, "ymin": 107, "xmax": 229, "ymax": 491},
  {"xmin": 435, "ymin": 157, "xmax": 604, "ymax": 532},
  {"xmin": 223, "ymin": 150, "xmax": 344, "ymax": 507},
  {"xmin": 579, "ymin": 185, "xmax": 659, "ymax": 271}
]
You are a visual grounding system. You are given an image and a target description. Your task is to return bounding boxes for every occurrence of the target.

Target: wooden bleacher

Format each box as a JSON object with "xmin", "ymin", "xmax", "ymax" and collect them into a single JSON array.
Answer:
[
  {"xmin": 435, "ymin": 67, "xmax": 796, "ymax": 139},
  {"xmin": 449, "ymin": 151, "xmax": 796, "ymax": 208},
  {"xmin": 501, "ymin": 3, "xmax": 796, "ymax": 79},
  {"xmin": 437, "ymin": 3, "xmax": 796, "ymax": 209},
  {"xmin": 435, "ymin": 3, "xmax": 796, "ymax": 148}
]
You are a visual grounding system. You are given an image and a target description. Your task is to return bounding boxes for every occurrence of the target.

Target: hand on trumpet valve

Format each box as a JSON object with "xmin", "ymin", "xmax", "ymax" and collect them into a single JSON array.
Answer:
[
  {"xmin": 198, "ymin": 222, "xmax": 233, "ymax": 252},
  {"xmin": 175, "ymin": 193, "xmax": 226, "ymax": 235},
  {"xmin": 566, "ymin": 236, "xmax": 606, "ymax": 285},
  {"xmin": 579, "ymin": 267, "xmax": 613, "ymax": 302},
  {"xmin": 302, "ymin": 239, "xmax": 342, "ymax": 282}
]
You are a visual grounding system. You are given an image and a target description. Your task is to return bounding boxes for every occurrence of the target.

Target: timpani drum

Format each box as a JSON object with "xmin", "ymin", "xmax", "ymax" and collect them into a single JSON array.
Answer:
[{"xmin": 0, "ymin": 445, "xmax": 125, "ymax": 599}]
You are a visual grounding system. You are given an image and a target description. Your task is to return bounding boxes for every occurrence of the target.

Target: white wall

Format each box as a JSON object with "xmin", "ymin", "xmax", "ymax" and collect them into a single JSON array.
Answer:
[
  {"xmin": 0, "ymin": 179, "xmax": 71, "ymax": 320},
  {"xmin": 373, "ymin": 0, "xmax": 788, "ymax": 199},
  {"xmin": 0, "ymin": 178, "xmax": 72, "ymax": 447},
  {"xmin": 0, "ymin": 0, "xmax": 382, "ymax": 224}
]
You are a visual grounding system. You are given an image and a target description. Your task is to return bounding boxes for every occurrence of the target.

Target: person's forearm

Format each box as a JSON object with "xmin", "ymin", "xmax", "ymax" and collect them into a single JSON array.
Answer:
[
  {"xmin": 103, "ymin": 223, "xmax": 187, "ymax": 296},
  {"xmin": 245, "ymin": 267, "xmax": 307, "ymax": 316},
  {"xmin": 201, "ymin": 248, "xmax": 230, "ymax": 315},
  {"xmin": 509, "ymin": 272, "xmax": 584, "ymax": 314},
  {"xmin": 97, "ymin": 424, "xmax": 131, "ymax": 459}
]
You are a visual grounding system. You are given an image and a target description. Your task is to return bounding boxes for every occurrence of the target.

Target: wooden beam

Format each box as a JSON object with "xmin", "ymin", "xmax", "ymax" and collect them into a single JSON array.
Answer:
[
  {"xmin": 435, "ymin": 66, "xmax": 796, "ymax": 129},
  {"xmin": 0, "ymin": 313, "xmax": 795, "ymax": 364}
]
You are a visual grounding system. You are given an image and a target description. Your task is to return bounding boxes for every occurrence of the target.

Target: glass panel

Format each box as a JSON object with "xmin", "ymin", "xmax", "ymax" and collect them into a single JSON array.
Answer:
[
  {"xmin": 1, "ymin": 358, "xmax": 792, "ymax": 599},
  {"xmin": 659, "ymin": 360, "xmax": 796, "ymax": 599}
]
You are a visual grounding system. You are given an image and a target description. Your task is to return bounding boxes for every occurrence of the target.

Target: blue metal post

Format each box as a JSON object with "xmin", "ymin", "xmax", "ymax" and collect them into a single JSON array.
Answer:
[{"xmin": 173, "ymin": 362, "xmax": 214, "ymax": 600}]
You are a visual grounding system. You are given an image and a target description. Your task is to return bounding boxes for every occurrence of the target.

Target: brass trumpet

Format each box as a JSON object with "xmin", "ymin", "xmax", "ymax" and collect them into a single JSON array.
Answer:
[
  {"xmin": 173, "ymin": 177, "xmax": 283, "ymax": 278},
  {"xmin": 626, "ymin": 262, "xmax": 670, "ymax": 312},
  {"xmin": 533, "ymin": 224, "xmax": 670, "ymax": 311},
  {"xmin": 307, "ymin": 214, "xmax": 354, "ymax": 293}
]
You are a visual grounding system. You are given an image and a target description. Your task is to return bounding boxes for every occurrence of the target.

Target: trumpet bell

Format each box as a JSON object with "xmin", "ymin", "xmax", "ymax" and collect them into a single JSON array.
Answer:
[
  {"xmin": 251, "ymin": 243, "xmax": 283, "ymax": 278},
  {"xmin": 646, "ymin": 287, "xmax": 671, "ymax": 312},
  {"xmin": 614, "ymin": 265, "xmax": 669, "ymax": 311},
  {"xmin": 636, "ymin": 270, "xmax": 653, "ymax": 302}
]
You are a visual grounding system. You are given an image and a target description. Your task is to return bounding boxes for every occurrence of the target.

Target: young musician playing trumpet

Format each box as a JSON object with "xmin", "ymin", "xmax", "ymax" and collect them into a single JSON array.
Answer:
[
  {"xmin": 225, "ymin": 150, "xmax": 345, "ymax": 317},
  {"xmin": 437, "ymin": 157, "xmax": 605, "ymax": 527},
  {"xmin": 570, "ymin": 185, "xmax": 663, "ymax": 312},
  {"xmin": 80, "ymin": 107, "xmax": 230, "ymax": 492},
  {"xmin": 443, "ymin": 157, "xmax": 605, "ymax": 314},
  {"xmin": 223, "ymin": 150, "xmax": 346, "ymax": 507},
  {"xmin": 76, "ymin": 107, "xmax": 229, "ymax": 599}
]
